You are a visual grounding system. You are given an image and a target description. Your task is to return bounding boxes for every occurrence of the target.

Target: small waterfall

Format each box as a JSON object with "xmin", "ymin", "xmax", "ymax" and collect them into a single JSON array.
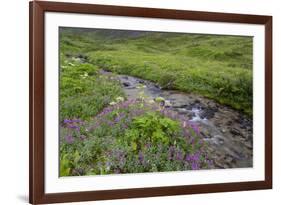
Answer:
[{"xmin": 190, "ymin": 107, "xmax": 207, "ymax": 122}]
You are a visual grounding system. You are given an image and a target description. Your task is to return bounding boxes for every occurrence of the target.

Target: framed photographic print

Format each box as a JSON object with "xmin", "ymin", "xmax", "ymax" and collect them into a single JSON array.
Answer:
[{"xmin": 29, "ymin": 1, "xmax": 272, "ymax": 204}]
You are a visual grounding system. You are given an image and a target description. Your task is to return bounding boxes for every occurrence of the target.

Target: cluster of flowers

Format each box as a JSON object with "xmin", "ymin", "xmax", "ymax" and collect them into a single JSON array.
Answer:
[
  {"xmin": 88, "ymin": 99, "xmax": 151, "ymax": 131},
  {"xmin": 61, "ymin": 98, "xmax": 213, "ymax": 173},
  {"xmin": 62, "ymin": 118, "xmax": 86, "ymax": 144}
]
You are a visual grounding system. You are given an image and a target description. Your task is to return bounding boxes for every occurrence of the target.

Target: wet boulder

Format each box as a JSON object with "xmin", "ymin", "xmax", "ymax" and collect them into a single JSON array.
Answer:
[{"xmin": 122, "ymin": 82, "xmax": 131, "ymax": 87}]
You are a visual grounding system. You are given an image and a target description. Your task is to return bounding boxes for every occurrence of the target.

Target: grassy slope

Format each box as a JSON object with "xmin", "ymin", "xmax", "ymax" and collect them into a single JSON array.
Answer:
[
  {"xmin": 60, "ymin": 28, "xmax": 253, "ymax": 115},
  {"xmin": 59, "ymin": 30, "xmax": 125, "ymax": 120}
]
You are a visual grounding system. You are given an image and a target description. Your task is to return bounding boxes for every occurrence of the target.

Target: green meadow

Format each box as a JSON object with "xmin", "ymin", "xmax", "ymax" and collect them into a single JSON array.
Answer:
[
  {"xmin": 60, "ymin": 28, "xmax": 253, "ymax": 118},
  {"xmin": 59, "ymin": 28, "xmax": 253, "ymax": 176}
]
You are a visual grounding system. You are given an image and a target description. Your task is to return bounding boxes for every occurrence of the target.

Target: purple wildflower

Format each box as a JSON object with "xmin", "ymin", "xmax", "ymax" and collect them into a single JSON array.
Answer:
[
  {"xmin": 121, "ymin": 124, "xmax": 128, "ymax": 129},
  {"xmin": 80, "ymin": 135, "xmax": 86, "ymax": 141},
  {"xmin": 71, "ymin": 119, "xmax": 83, "ymax": 123},
  {"xmin": 179, "ymin": 115, "xmax": 186, "ymax": 122},
  {"xmin": 190, "ymin": 123, "xmax": 200, "ymax": 135},
  {"xmin": 68, "ymin": 124, "xmax": 80, "ymax": 131},
  {"xmin": 63, "ymin": 119, "xmax": 72, "ymax": 124},
  {"xmin": 114, "ymin": 114, "xmax": 124, "ymax": 123},
  {"xmin": 168, "ymin": 146, "xmax": 175, "ymax": 160},
  {"xmin": 65, "ymin": 135, "xmax": 74, "ymax": 144},
  {"xmin": 175, "ymin": 150, "xmax": 184, "ymax": 161},
  {"xmin": 119, "ymin": 156, "xmax": 126, "ymax": 168},
  {"xmin": 138, "ymin": 151, "xmax": 144, "ymax": 165},
  {"xmin": 63, "ymin": 118, "xmax": 83, "ymax": 124},
  {"xmin": 207, "ymin": 159, "xmax": 213, "ymax": 167},
  {"xmin": 185, "ymin": 154, "xmax": 192, "ymax": 161},
  {"xmin": 193, "ymin": 152, "xmax": 201, "ymax": 161},
  {"xmin": 191, "ymin": 162, "xmax": 199, "ymax": 170},
  {"xmin": 107, "ymin": 121, "xmax": 114, "ymax": 126},
  {"xmin": 189, "ymin": 137, "xmax": 195, "ymax": 145},
  {"xmin": 185, "ymin": 152, "xmax": 201, "ymax": 164}
]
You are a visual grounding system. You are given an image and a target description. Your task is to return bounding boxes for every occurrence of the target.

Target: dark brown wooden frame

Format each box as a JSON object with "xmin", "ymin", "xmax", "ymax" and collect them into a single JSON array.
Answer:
[{"xmin": 29, "ymin": 1, "xmax": 272, "ymax": 204}]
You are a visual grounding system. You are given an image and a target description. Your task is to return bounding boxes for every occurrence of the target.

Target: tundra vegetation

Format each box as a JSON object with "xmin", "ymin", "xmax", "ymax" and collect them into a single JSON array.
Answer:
[{"xmin": 59, "ymin": 28, "xmax": 252, "ymax": 176}]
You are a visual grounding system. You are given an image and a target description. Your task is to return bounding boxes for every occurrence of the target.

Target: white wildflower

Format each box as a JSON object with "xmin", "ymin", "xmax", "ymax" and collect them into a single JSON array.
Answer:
[
  {"xmin": 109, "ymin": 101, "xmax": 117, "ymax": 105},
  {"xmin": 116, "ymin": 96, "xmax": 124, "ymax": 102}
]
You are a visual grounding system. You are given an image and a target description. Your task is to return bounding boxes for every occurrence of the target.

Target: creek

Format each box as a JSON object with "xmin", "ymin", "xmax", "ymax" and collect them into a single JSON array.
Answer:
[{"xmin": 100, "ymin": 70, "xmax": 253, "ymax": 169}]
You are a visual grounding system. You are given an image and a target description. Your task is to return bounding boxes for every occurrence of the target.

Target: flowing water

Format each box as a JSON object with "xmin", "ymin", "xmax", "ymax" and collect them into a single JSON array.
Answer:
[{"xmin": 100, "ymin": 70, "xmax": 253, "ymax": 169}]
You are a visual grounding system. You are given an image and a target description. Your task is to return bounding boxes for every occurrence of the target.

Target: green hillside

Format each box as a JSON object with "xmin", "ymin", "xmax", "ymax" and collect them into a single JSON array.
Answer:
[{"xmin": 60, "ymin": 28, "xmax": 253, "ymax": 115}]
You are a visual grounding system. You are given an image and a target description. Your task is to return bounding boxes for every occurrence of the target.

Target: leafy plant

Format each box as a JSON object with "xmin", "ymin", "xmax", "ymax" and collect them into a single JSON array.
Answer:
[{"xmin": 124, "ymin": 112, "xmax": 180, "ymax": 149}]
